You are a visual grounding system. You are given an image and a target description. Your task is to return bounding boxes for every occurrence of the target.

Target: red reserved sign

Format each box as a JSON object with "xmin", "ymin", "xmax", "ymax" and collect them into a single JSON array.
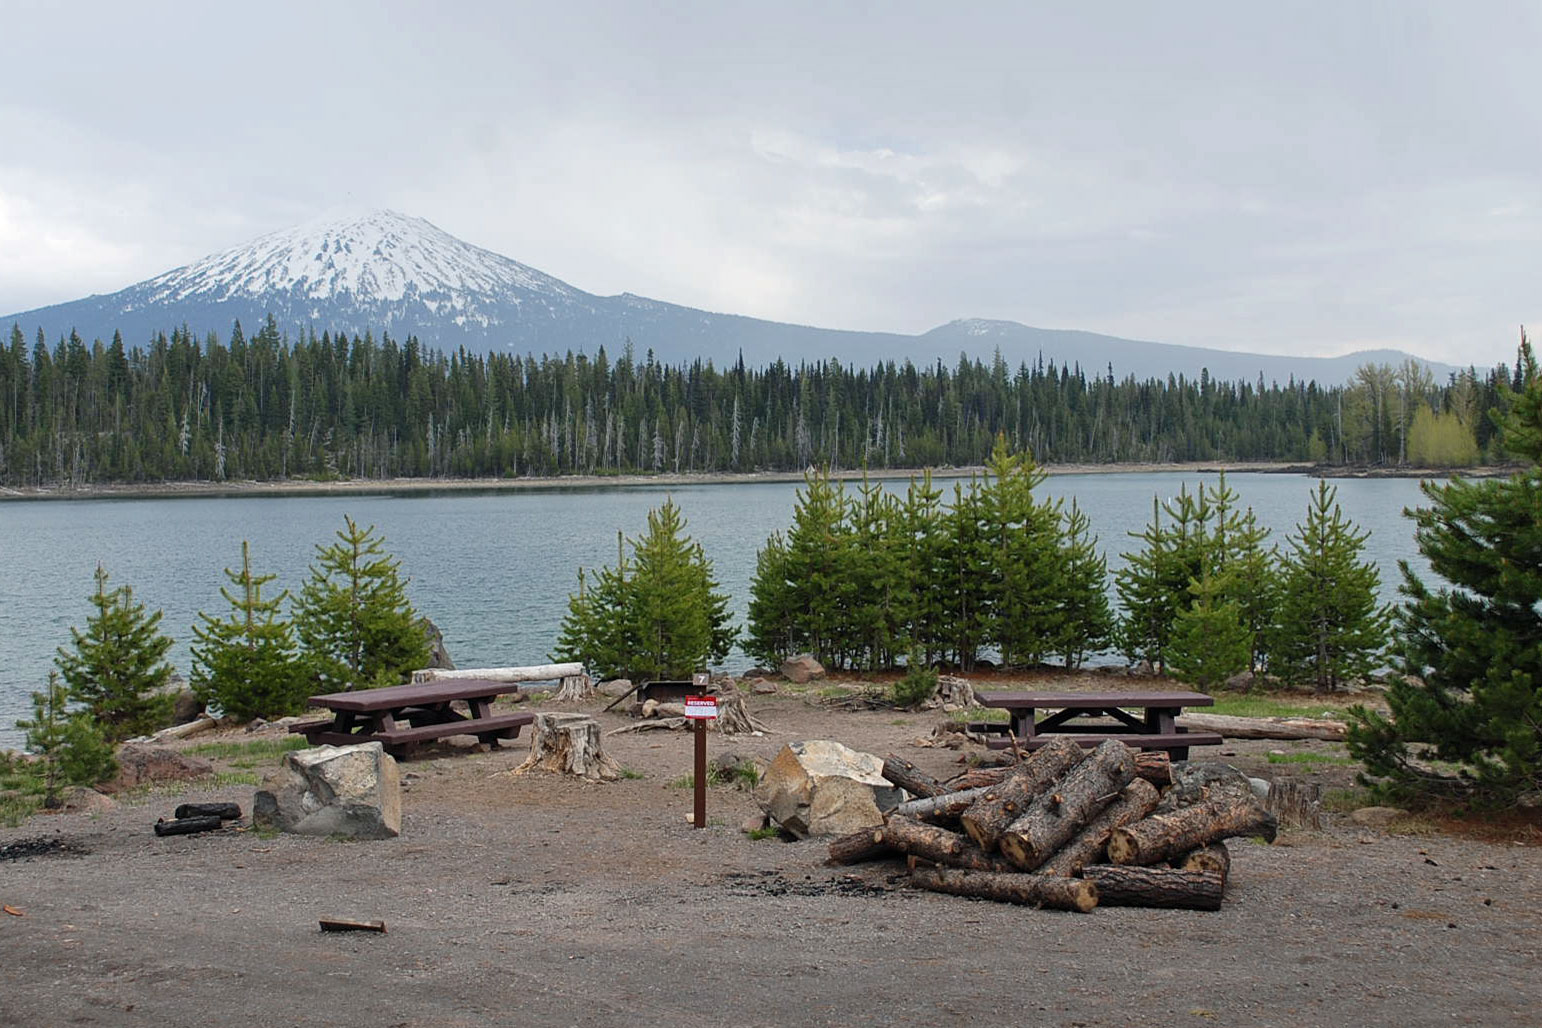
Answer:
[{"xmin": 683, "ymin": 695, "xmax": 718, "ymax": 719}]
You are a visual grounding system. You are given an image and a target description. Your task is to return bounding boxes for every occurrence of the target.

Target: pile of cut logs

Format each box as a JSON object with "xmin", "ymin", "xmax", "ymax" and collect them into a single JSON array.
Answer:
[{"xmin": 829, "ymin": 737, "xmax": 1277, "ymax": 913}]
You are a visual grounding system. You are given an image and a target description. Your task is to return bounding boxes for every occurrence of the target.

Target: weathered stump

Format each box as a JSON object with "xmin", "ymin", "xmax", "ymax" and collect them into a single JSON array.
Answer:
[
  {"xmin": 910, "ymin": 867, "xmax": 1098, "ymax": 913},
  {"xmin": 1109, "ymin": 798, "xmax": 1277, "ymax": 866},
  {"xmin": 998, "ymin": 738, "xmax": 1137, "ymax": 871},
  {"xmin": 1265, "ymin": 777, "xmax": 1323, "ymax": 830},
  {"xmin": 1036, "ymin": 777, "xmax": 1162, "ymax": 877},
  {"xmin": 1080, "ymin": 865, "xmax": 1225, "ymax": 911},
  {"xmin": 551, "ymin": 674, "xmax": 596, "ymax": 703},
  {"xmin": 960, "ymin": 736, "xmax": 1085, "ymax": 852},
  {"xmin": 512, "ymin": 713, "xmax": 621, "ymax": 782},
  {"xmin": 714, "ymin": 692, "xmax": 769, "ymax": 736}
]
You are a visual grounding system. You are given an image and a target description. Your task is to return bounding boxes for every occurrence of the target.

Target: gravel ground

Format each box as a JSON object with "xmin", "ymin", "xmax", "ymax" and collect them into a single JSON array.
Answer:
[{"xmin": 2, "ymin": 684, "xmax": 1539, "ymax": 1028}]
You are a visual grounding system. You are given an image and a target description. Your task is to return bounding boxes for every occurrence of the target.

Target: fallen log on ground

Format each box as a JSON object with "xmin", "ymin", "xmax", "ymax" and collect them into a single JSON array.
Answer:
[
  {"xmin": 1176, "ymin": 712, "xmax": 1346, "ymax": 742},
  {"xmin": 153, "ymin": 815, "xmax": 223, "ymax": 837},
  {"xmin": 1109, "ymin": 799, "xmax": 1277, "ymax": 866},
  {"xmin": 1081, "ymin": 865, "xmax": 1225, "ymax": 910},
  {"xmin": 150, "ymin": 716, "xmax": 218, "ymax": 742},
  {"xmin": 998, "ymin": 738, "xmax": 1136, "ymax": 871},
  {"xmin": 891, "ymin": 785, "xmax": 992, "ymax": 825},
  {"xmin": 960, "ymin": 736, "xmax": 1085, "ymax": 852},
  {"xmin": 174, "ymin": 802, "xmax": 241, "ymax": 821},
  {"xmin": 910, "ymin": 866, "xmax": 1098, "ymax": 912},
  {"xmin": 411, "ymin": 663, "xmax": 585, "ymax": 685},
  {"xmin": 1036, "ymin": 778, "xmax": 1161, "ymax": 877},
  {"xmin": 882, "ymin": 755, "xmax": 947, "ymax": 798}
]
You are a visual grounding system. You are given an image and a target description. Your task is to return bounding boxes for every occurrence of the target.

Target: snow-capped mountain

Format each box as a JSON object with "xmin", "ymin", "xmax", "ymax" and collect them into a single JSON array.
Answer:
[{"xmin": 5, "ymin": 210, "xmax": 1457, "ymax": 385}]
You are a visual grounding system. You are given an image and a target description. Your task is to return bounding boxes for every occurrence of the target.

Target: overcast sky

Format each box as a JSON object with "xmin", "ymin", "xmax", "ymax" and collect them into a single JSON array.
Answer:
[{"xmin": 2, "ymin": 1, "xmax": 1538, "ymax": 366}]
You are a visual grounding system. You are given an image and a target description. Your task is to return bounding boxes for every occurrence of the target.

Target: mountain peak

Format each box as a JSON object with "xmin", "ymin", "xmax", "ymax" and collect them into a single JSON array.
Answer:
[{"xmin": 124, "ymin": 209, "xmax": 582, "ymax": 314}]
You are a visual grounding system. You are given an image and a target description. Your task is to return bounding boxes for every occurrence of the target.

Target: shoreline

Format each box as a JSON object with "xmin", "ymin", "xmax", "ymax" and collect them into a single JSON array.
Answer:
[{"xmin": 0, "ymin": 459, "xmax": 1508, "ymax": 502}]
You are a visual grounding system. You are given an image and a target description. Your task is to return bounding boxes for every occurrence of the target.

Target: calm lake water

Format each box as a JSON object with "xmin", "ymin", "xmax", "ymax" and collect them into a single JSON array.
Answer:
[{"xmin": 0, "ymin": 472, "xmax": 1437, "ymax": 749}]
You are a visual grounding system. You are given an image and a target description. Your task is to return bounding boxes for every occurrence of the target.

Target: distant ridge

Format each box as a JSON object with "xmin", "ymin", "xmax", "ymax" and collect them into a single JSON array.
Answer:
[{"xmin": 5, "ymin": 210, "xmax": 1461, "ymax": 386}]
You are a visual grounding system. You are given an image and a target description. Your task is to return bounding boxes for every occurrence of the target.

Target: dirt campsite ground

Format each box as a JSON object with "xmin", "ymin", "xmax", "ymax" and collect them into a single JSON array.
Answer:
[{"xmin": 2, "ymin": 672, "xmax": 1539, "ymax": 1028}]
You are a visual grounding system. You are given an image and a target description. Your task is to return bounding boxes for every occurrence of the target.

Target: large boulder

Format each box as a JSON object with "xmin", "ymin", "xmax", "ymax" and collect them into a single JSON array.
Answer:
[
  {"xmin": 253, "ymin": 742, "xmax": 401, "ymax": 839},
  {"xmin": 154, "ymin": 674, "xmax": 205, "ymax": 726},
  {"xmin": 755, "ymin": 740, "xmax": 900, "ymax": 838},
  {"xmin": 103, "ymin": 744, "xmax": 215, "ymax": 793},
  {"xmin": 418, "ymin": 617, "xmax": 455, "ymax": 670},
  {"xmin": 780, "ymin": 654, "xmax": 826, "ymax": 684}
]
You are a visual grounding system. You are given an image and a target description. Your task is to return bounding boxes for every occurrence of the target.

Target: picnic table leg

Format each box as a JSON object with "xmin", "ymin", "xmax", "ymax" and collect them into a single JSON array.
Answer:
[
  {"xmin": 1014, "ymin": 708, "xmax": 1038, "ymax": 740},
  {"xmin": 1145, "ymin": 706, "xmax": 1179, "ymax": 734}
]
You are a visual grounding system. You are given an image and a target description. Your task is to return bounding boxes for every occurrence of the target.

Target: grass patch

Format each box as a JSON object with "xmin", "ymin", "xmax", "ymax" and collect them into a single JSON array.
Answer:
[
  {"xmin": 187, "ymin": 737, "xmax": 308, "ymax": 767},
  {"xmin": 747, "ymin": 825, "xmax": 783, "ymax": 841},
  {"xmin": 815, "ymin": 685, "xmax": 856, "ymax": 701},
  {"xmin": 667, "ymin": 766, "xmax": 756, "ymax": 790},
  {"xmin": 1321, "ymin": 786, "xmax": 1373, "ymax": 813},
  {"xmin": 667, "ymin": 773, "xmax": 695, "ymax": 790},
  {"xmin": 213, "ymin": 771, "xmax": 261, "ymax": 787},
  {"xmin": 1208, "ymin": 695, "xmax": 1349, "ymax": 719},
  {"xmin": 619, "ymin": 768, "xmax": 646, "ymax": 780},
  {"xmin": 1266, "ymin": 752, "xmax": 1355, "ymax": 766},
  {"xmin": 948, "ymin": 706, "xmax": 1010, "ymax": 724},
  {"xmin": 0, "ymin": 790, "xmax": 43, "ymax": 827}
]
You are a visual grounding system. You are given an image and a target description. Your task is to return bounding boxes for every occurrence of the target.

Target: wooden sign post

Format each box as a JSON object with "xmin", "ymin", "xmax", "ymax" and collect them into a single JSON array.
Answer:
[{"xmin": 683, "ymin": 674, "xmax": 717, "ymax": 829}]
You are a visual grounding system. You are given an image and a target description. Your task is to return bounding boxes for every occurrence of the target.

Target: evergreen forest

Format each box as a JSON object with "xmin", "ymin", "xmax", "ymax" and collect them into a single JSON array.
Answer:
[{"xmin": 0, "ymin": 318, "xmax": 1528, "ymax": 487}]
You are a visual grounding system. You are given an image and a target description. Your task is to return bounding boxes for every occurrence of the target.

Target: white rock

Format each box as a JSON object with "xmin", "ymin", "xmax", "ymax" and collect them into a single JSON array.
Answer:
[
  {"xmin": 754, "ymin": 739, "xmax": 900, "ymax": 838},
  {"xmin": 253, "ymin": 742, "xmax": 401, "ymax": 839}
]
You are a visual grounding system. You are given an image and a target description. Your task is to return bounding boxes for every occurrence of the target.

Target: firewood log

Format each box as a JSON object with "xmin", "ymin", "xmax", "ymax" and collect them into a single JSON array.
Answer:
[
  {"xmin": 909, "ymin": 866, "xmax": 1098, "ymax": 913},
  {"xmin": 1177, "ymin": 842, "xmax": 1231, "ymax": 882},
  {"xmin": 882, "ymin": 755, "xmax": 947, "ymax": 798},
  {"xmin": 943, "ymin": 765, "xmax": 1013, "ymax": 792},
  {"xmin": 1133, "ymin": 750, "xmax": 1173, "ymax": 788},
  {"xmin": 153, "ymin": 815, "xmax": 223, "ymax": 837},
  {"xmin": 891, "ymin": 786, "xmax": 992, "ymax": 825},
  {"xmin": 827, "ymin": 826, "xmax": 892, "ymax": 865},
  {"xmin": 1036, "ymin": 778, "xmax": 1161, "ymax": 877},
  {"xmin": 173, "ymin": 802, "xmax": 241, "ymax": 821},
  {"xmin": 998, "ymin": 738, "xmax": 1136, "ymax": 872},
  {"xmin": 1080, "ymin": 865, "xmax": 1224, "ymax": 911},
  {"xmin": 1109, "ymin": 799, "xmax": 1278, "ymax": 866},
  {"xmin": 960, "ymin": 736, "xmax": 1084, "ymax": 853},
  {"xmin": 880, "ymin": 816, "xmax": 1015, "ymax": 871}
]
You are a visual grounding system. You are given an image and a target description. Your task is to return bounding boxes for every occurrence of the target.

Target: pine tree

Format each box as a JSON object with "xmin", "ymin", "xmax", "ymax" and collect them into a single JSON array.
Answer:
[
  {"xmin": 292, "ymin": 516, "xmax": 430, "ymax": 691},
  {"xmin": 1166, "ymin": 571, "xmax": 1252, "ymax": 688},
  {"xmin": 1268, "ymin": 481, "xmax": 1391, "ymax": 691},
  {"xmin": 1115, "ymin": 487, "xmax": 1211, "ymax": 670},
  {"xmin": 190, "ymin": 541, "xmax": 308, "ymax": 721},
  {"xmin": 977, "ymin": 438, "xmax": 1062, "ymax": 668},
  {"xmin": 1204, "ymin": 474, "xmax": 1277, "ymax": 671},
  {"xmin": 553, "ymin": 499, "xmax": 736, "ymax": 680},
  {"xmin": 16, "ymin": 672, "xmax": 117, "ymax": 807},
  {"xmin": 777, "ymin": 470, "xmax": 849, "ymax": 668},
  {"xmin": 55, "ymin": 565, "xmax": 175, "ymax": 741},
  {"xmin": 625, "ymin": 499, "xmax": 737, "ymax": 680},
  {"xmin": 1055, "ymin": 499, "xmax": 1113, "ymax": 668},
  {"xmin": 1349, "ymin": 341, "xmax": 1542, "ymax": 801},
  {"xmin": 744, "ymin": 531, "xmax": 797, "ymax": 667}
]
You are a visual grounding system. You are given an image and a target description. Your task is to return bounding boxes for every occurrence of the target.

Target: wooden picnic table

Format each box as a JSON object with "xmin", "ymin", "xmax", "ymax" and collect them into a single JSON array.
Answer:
[
  {"xmin": 977, "ymin": 690, "xmax": 1223, "ymax": 760},
  {"xmin": 289, "ymin": 678, "xmax": 535, "ymax": 759}
]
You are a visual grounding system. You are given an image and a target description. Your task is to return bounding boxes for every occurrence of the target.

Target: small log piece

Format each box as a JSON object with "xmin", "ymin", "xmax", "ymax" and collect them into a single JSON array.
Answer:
[
  {"xmin": 910, "ymin": 867, "xmax": 1098, "ymax": 913},
  {"xmin": 1109, "ymin": 799, "xmax": 1278, "ymax": 867},
  {"xmin": 174, "ymin": 802, "xmax": 241, "ymax": 821},
  {"xmin": 1080, "ymin": 865, "xmax": 1224, "ymax": 911},
  {"xmin": 998, "ymin": 738, "xmax": 1137, "ymax": 871},
  {"xmin": 153, "ymin": 815, "xmax": 223, "ymax": 837},
  {"xmin": 942, "ymin": 765, "xmax": 1013, "ymax": 792},
  {"xmin": 319, "ymin": 918, "xmax": 387, "ymax": 933},
  {"xmin": 960, "ymin": 736, "xmax": 1085, "ymax": 852},
  {"xmin": 882, "ymin": 755, "xmax": 948, "ymax": 798},
  {"xmin": 1133, "ymin": 750, "xmax": 1173, "ymax": 789},
  {"xmin": 1178, "ymin": 842, "xmax": 1231, "ymax": 882},
  {"xmin": 828, "ymin": 826, "xmax": 892, "ymax": 865},
  {"xmin": 880, "ymin": 816, "xmax": 1015, "ymax": 872},
  {"xmin": 891, "ymin": 785, "xmax": 992, "ymax": 825},
  {"xmin": 1036, "ymin": 778, "xmax": 1161, "ymax": 877}
]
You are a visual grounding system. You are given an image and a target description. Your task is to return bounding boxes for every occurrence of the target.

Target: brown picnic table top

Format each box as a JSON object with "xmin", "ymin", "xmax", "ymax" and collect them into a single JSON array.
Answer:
[
  {"xmin": 977, "ymin": 690, "xmax": 1220, "ymax": 759},
  {"xmin": 293, "ymin": 678, "xmax": 534, "ymax": 757},
  {"xmin": 307, "ymin": 678, "xmax": 518, "ymax": 711}
]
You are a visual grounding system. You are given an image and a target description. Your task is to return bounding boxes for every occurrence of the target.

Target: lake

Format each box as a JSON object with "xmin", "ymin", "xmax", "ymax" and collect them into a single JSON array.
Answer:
[{"xmin": 0, "ymin": 471, "xmax": 1437, "ymax": 749}]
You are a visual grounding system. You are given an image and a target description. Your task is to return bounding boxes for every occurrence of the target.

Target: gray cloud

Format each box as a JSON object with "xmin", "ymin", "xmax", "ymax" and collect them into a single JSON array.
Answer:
[{"xmin": 2, "ymin": 1, "xmax": 1538, "ymax": 367}]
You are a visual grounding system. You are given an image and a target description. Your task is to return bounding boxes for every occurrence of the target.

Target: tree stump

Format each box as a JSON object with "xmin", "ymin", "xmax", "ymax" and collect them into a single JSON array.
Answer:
[
  {"xmin": 551, "ymin": 674, "xmax": 596, "ymax": 703},
  {"xmin": 512, "ymin": 713, "xmax": 621, "ymax": 782},
  {"xmin": 713, "ymin": 692, "xmax": 769, "ymax": 736},
  {"xmin": 1265, "ymin": 777, "xmax": 1323, "ymax": 830}
]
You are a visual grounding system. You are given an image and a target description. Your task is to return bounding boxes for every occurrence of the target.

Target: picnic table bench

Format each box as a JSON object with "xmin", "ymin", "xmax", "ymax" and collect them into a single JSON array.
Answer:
[
  {"xmin": 975, "ymin": 690, "xmax": 1223, "ymax": 760},
  {"xmin": 289, "ymin": 678, "xmax": 535, "ymax": 759}
]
